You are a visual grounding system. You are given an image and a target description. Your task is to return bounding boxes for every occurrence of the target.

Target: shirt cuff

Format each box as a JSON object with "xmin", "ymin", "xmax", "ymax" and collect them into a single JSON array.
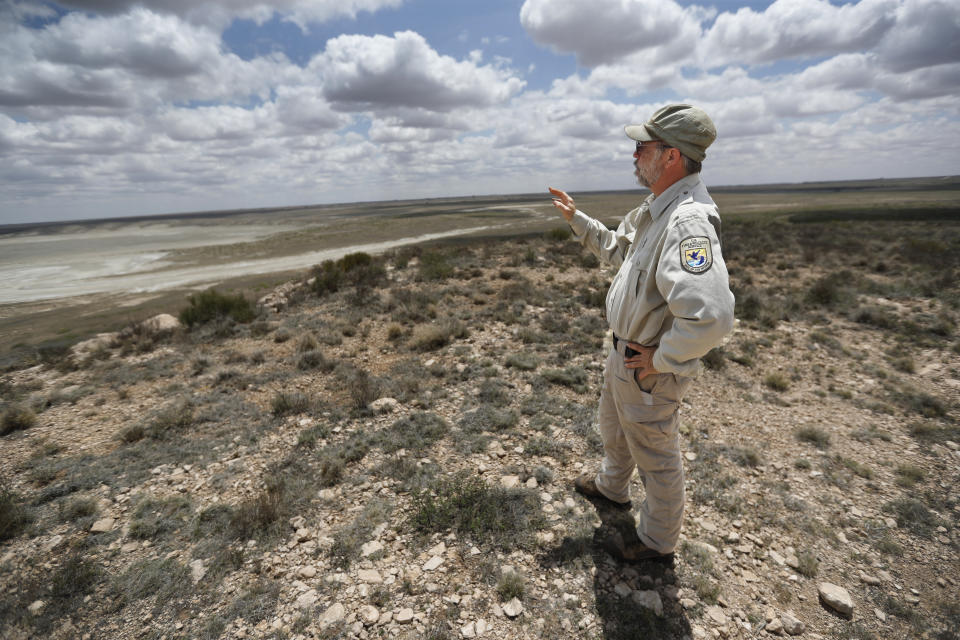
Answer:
[{"xmin": 568, "ymin": 209, "xmax": 591, "ymax": 238}]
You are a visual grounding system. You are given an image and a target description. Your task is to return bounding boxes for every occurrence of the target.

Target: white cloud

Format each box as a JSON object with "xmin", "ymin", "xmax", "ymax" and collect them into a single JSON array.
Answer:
[
  {"xmin": 314, "ymin": 31, "xmax": 525, "ymax": 113},
  {"xmin": 520, "ymin": 0, "xmax": 706, "ymax": 67},
  {"xmin": 700, "ymin": 0, "xmax": 899, "ymax": 67},
  {"xmin": 2, "ymin": 0, "xmax": 959, "ymax": 223},
  {"xmin": 874, "ymin": 0, "xmax": 960, "ymax": 72},
  {"xmin": 0, "ymin": 9, "xmax": 291, "ymax": 119},
  {"xmin": 53, "ymin": 0, "xmax": 406, "ymax": 29}
]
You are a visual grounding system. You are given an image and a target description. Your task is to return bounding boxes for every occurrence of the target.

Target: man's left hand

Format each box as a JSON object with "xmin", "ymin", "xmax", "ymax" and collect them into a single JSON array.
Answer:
[{"xmin": 623, "ymin": 342, "xmax": 658, "ymax": 380}]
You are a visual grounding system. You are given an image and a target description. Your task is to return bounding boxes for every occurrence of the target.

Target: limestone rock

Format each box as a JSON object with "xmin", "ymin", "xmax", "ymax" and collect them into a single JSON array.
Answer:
[
  {"xmin": 370, "ymin": 397, "xmax": 399, "ymax": 413},
  {"xmin": 705, "ymin": 605, "xmax": 728, "ymax": 625},
  {"xmin": 320, "ymin": 602, "xmax": 346, "ymax": 627},
  {"xmin": 358, "ymin": 569, "xmax": 382, "ymax": 583},
  {"xmin": 299, "ymin": 566, "xmax": 317, "ymax": 579},
  {"xmin": 140, "ymin": 314, "xmax": 180, "ymax": 334},
  {"xmin": 423, "ymin": 555, "xmax": 444, "ymax": 571},
  {"xmin": 503, "ymin": 598, "xmax": 524, "ymax": 618},
  {"xmin": 781, "ymin": 611, "xmax": 804, "ymax": 635},
  {"xmin": 361, "ymin": 540, "xmax": 384, "ymax": 557},
  {"xmin": 71, "ymin": 333, "xmax": 117, "ymax": 358},
  {"xmin": 500, "ymin": 475, "xmax": 520, "ymax": 489},
  {"xmin": 359, "ymin": 605, "xmax": 379, "ymax": 626},
  {"xmin": 91, "ymin": 518, "xmax": 115, "ymax": 533},
  {"xmin": 189, "ymin": 559, "xmax": 206, "ymax": 584},
  {"xmin": 818, "ymin": 583, "xmax": 854, "ymax": 618},
  {"xmin": 632, "ymin": 590, "xmax": 663, "ymax": 617},
  {"xmin": 766, "ymin": 617, "xmax": 783, "ymax": 634},
  {"xmin": 859, "ymin": 571, "xmax": 881, "ymax": 586},
  {"xmin": 396, "ymin": 608, "xmax": 415, "ymax": 624},
  {"xmin": 295, "ymin": 589, "xmax": 318, "ymax": 610},
  {"xmin": 28, "ymin": 600, "xmax": 45, "ymax": 615}
]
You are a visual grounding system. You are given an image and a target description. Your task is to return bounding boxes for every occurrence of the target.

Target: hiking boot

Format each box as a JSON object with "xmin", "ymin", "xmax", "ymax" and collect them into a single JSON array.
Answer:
[
  {"xmin": 602, "ymin": 530, "xmax": 674, "ymax": 563},
  {"xmin": 573, "ymin": 473, "xmax": 631, "ymax": 511}
]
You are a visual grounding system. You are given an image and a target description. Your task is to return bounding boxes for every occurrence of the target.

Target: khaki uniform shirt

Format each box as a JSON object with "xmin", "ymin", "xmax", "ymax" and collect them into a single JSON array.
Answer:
[{"xmin": 569, "ymin": 173, "xmax": 735, "ymax": 377}]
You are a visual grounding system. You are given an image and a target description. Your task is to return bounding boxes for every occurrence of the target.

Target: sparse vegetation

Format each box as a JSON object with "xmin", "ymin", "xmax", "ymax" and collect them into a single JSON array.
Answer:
[
  {"xmin": 179, "ymin": 289, "xmax": 256, "ymax": 327},
  {"xmin": 411, "ymin": 473, "xmax": 543, "ymax": 549},
  {"xmin": 0, "ymin": 488, "xmax": 32, "ymax": 540},
  {"xmin": 796, "ymin": 426, "xmax": 831, "ymax": 449},
  {"xmin": 271, "ymin": 391, "xmax": 312, "ymax": 416},
  {"xmin": 1, "ymin": 404, "xmax": 36, "ymax": 436},
  {"xmin": 3, "ymin": 191, "xmax": 959, "ymax": 640},
  {"xmin": 763, "ymin": 372, "xmax": 790, "ymax": 391}
]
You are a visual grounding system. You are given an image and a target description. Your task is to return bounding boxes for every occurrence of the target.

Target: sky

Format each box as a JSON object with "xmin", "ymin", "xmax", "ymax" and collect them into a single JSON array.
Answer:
[{"xmin": 1, "ymin": 0, "xmax": 958, "ymax": 224}]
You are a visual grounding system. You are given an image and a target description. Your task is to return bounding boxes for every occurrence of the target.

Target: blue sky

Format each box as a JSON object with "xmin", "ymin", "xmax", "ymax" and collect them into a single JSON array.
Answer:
[{"xmin": 1, "ymin": 0, "xmax": 958, "ymax": 223}]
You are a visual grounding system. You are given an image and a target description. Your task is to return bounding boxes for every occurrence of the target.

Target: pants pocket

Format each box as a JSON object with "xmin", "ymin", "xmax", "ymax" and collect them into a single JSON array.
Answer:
[{"xmin": 622, "ymin": 396, "xmax": 678, "ymax": 425}]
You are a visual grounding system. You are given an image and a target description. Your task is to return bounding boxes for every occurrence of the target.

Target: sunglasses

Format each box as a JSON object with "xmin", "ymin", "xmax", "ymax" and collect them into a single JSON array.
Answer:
[{"xmin": 634, "ymin": 141, "xmax": 671, "ymax": 154}]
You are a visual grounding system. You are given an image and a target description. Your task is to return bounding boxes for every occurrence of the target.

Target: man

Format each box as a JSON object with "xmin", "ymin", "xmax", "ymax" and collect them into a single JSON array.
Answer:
[{"xmin": 549, "ymin": 104, "xmax": 734, "ymax": 561}]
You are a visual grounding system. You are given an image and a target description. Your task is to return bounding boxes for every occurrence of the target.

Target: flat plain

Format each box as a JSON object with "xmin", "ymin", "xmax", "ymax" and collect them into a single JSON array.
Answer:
[{"xmin": 1, "ymin": 176, "xmax": 958, "ymax": 640}]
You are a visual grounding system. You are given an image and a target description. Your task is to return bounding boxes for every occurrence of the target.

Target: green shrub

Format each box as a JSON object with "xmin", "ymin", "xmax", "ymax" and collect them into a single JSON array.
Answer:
[
  {"xmin": 297, "ymin": 349, "xmax": 334, "ymax": 371},
  {"xmin": 129, "ymin": 495, "xmax": 192, "ymax": 540},
  {"xmin": 763, "ymin": 372, "xmax": 790, "ymax": 392},
  {"xmin": 229, "ymin": 476, "xmax": 289, "ymax": 541},
  {"xmin": 409, "ymin": 319, "xmax": 469, "ymax": 351},
  {"xmin": 796, "ymin": 426, "xmax": 830, "ymax": 449},
  {"xmin": 545, "ymin": 227, "xmax": 572, "ymax": 242},
  {"xmin": 418, "ymin": 250, "xmax": 454, "ymax": 281},
  {"xmin": 892, "ymin": 386, "xmax": 948, "ymax": 418},
  {"xmin": 505, "ymin": 352, "xmax": 539, "ymax": 371},
  {"xmin": 271, "ymin": 391, "xmax": 312, "ymax": 416},
  {"xmin": 496, "ymin": 570, "xmax": 525, "ymax": 601},
  {"xmin": 380, "ymin": 412, "xmax": 449, "ymax": 453},
  {"xmin": 884, "ymin": 497, "xmax": 940, "ymax": 537},
  {"xmin": 328, "ymin": 500, "xmax": 392, "ymax": 568},
  {"xmin": 58, "ymin": 497, "xmax": 98, "ymax": 523},
  {"xmin": 459, "ymin": 406, "xmax": 519, "ymax": 433},
  {"xmin": 225, "ymin": 579, "xmax": 280, "ymax": 624},
  {"xmin": 0, "ymin": 488, "xmax": 32, "ymax": 540},
  {"xmin": 311, "ymin": 252, "xmax": 386, "ymax": 296},
  {"xmin": 795, "ymin": 549, "xmax": 819, "ymax": 577},
  {"xmin": 895, "ymin": 464, "xmax": 925, "ymax": 488},
  {"xmin": 111, "ymin": 557, "xmax": 192, "ymax": 610},
  {"xmin": 853, "ymin": 306, "xmax": 899, "ymax": 330},
  {"xmin": 540, "ymin": 366, "xmax": 589, "ymax": 393},
  {"xmin": 410, "ymin": 473, "xmax": 543, "ymax": 548},
  {"xmin": 806, "ymin": 272, "xmax": 852, "ymax": 308},
  {"xmin": 179, "ymin": 289, "xmax": 255, "ymax": 327},
  {"xmin": 1, "ymin": 404, "xmax": 36, "ymax": 436},
  {"xmin": 701, "ymin": 348, "xmax": 726, "ymax": 370}
]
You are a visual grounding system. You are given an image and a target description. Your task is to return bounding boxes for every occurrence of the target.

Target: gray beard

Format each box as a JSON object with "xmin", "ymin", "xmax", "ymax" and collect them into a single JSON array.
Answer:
[{"xmin": 635, "ymin": 149, "xmax": 663, "ymax": 188}]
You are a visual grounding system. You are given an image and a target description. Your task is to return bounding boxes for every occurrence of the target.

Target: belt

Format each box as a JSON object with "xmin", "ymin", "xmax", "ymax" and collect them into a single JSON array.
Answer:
[{"xmin": 612, "ymin": 332, "xmax": 653, "ymax": 359}]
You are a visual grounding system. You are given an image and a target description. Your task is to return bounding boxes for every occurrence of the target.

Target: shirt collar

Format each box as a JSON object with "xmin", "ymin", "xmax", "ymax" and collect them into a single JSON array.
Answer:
[{"xmin": 649, "ymin": 173, "xmax": 702, "ymax": 220}]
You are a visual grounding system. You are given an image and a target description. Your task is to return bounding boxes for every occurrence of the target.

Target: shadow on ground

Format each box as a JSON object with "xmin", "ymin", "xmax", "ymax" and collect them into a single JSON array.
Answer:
[{"xmin": 540, "ymin": 495, "xmax": 693, "ymax": 639}]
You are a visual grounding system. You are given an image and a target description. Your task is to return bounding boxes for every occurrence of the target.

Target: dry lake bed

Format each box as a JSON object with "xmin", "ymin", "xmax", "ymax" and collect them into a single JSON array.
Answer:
[{"xmin": 2, "ymin": 176, "xmax": 958, "ymax": 354}]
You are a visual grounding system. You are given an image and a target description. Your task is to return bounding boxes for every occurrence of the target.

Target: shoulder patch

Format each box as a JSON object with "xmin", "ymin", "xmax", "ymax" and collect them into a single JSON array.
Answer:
[{"xmin": 679, "ymin": 236, "xmax": 712, "ymax": 274}]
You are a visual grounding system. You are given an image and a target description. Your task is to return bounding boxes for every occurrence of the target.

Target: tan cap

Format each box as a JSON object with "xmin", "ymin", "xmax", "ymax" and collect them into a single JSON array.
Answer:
[{"xmin": 624, "ymin": 104, "xmax": 716, "ymax": 162}]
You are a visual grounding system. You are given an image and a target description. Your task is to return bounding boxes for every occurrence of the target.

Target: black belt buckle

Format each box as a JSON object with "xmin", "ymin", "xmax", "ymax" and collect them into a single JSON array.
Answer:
[{"xmin": 613, "ymin": 333, "xmax": 639, "ymax": 358}]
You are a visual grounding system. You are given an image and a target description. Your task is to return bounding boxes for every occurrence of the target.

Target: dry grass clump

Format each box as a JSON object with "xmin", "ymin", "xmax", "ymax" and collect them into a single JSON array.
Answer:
[
  {"xmin": 795, "ymin": 426, "xmax": 831, "ymax": 449},
  {"xmin": 409, "ymin": 319, "xmax": 469, "ymax": 351},
  {"xmin": 410, "ymin": 473, "xmax": 544, "ymax": 549},
  {"xmin": 179, "ymin": 288, "xmax": 256, "ymax": 328},
  {"xmin": 0, "ymin": 488, "xmax": 32, "ymax": 541},
  {"xmin": 1, "ymin": 404, "xmax": 36, "ymax": 436}
]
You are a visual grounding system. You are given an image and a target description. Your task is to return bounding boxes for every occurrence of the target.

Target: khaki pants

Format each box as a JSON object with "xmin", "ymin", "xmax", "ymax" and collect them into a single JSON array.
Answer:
[{"xmin": 593, "ymin": 345, "xmax": 692, "ymax": 554}]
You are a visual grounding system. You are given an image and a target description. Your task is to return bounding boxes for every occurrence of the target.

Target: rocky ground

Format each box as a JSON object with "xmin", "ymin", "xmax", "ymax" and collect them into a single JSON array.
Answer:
[{"xmin": 1, "ymin": 217, "xmax": 958, "ymax": 640}]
